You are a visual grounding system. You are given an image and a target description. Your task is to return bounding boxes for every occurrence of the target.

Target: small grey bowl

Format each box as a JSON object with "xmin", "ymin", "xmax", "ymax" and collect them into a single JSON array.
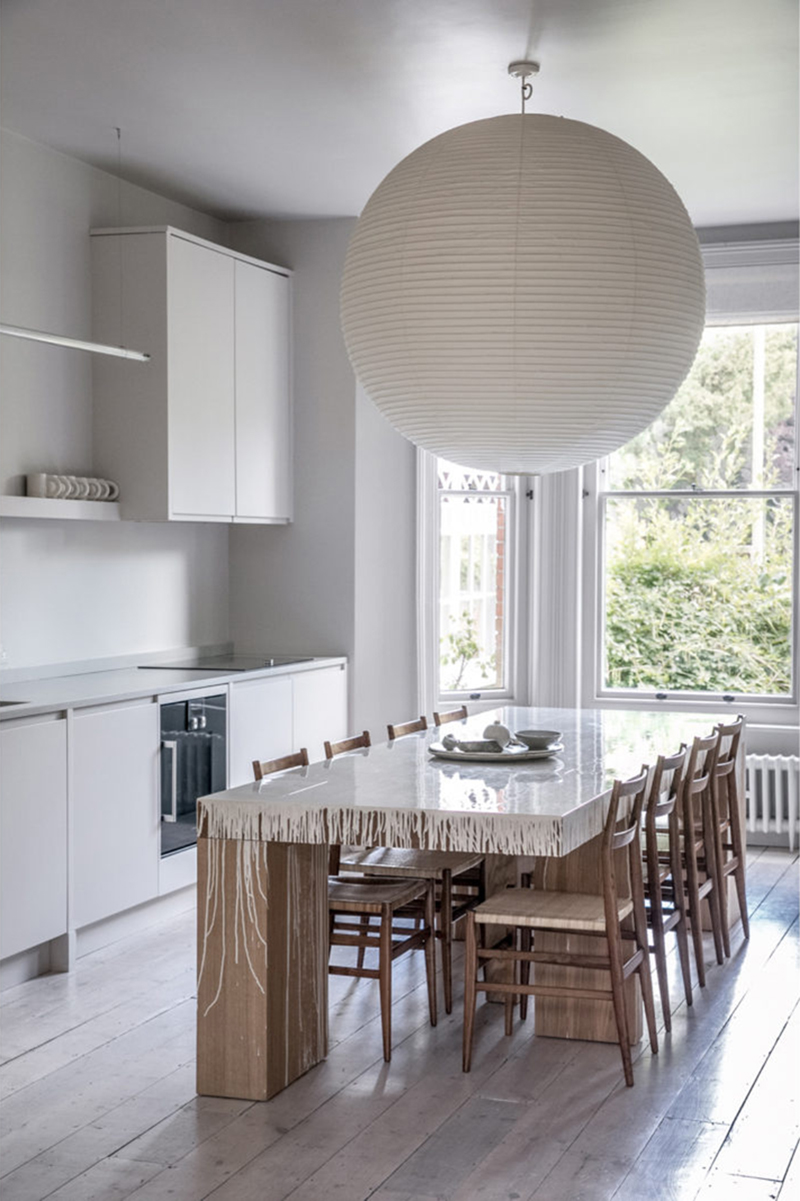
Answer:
[{"xmin": 515, "ymin": 729, "xmax": 561, "ymax": 750}]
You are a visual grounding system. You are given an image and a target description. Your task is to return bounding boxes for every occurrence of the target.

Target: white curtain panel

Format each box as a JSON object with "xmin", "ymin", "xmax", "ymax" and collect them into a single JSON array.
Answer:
[{"xmin": 341, "ymin": 113, "xmax": 705, "ymax": 476}]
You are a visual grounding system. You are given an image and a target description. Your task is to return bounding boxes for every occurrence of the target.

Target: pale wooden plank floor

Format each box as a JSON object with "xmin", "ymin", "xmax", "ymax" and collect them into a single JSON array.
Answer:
[{"xmin": 0, "ymin": 847, "xmax": 797, "ymax": 1201}]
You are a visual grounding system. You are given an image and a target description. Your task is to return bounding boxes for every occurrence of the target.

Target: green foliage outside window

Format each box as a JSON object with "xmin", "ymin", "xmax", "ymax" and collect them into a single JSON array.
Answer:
[{"xmin": 604, "ymin": 325, "xmax": 796, "ymax": 696}]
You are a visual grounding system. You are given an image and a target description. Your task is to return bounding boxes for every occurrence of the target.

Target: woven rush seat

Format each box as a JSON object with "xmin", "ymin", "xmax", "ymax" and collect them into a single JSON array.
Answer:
[
  {"xmin": 473, "ymin": 887, "xmax": 634, "ymax": 933},
  {"xmin": 327, "ymin": 876, "xmax": 428, "ymax": 911},
  {"xmin": 338, "ymin": 847, "xmax": 483, "ymax": 879}
]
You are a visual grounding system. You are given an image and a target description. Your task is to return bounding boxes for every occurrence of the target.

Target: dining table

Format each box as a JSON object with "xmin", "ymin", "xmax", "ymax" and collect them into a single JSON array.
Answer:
[{"xmin": 195, "ymin": 705, "xmax": 744, "ymax": 1102}]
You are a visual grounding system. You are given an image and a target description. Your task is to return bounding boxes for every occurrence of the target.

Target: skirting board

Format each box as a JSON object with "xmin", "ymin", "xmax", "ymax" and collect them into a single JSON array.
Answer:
[{"xmin": 76, "ymin": 886, "xmax": 196, "ymax": 959}]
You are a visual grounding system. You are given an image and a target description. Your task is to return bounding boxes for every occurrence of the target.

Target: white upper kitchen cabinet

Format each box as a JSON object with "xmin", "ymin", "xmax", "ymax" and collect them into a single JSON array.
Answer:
[
  {"xmin": 91, "ymin": 227, "xmax": 292, "ymax": 524},
  {"xmin": 0, "ymin": 715, "xmax": 68, "ymax": 959}
]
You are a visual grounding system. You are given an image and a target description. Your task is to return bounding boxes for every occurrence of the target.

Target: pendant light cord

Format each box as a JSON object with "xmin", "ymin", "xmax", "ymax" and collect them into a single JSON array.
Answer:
[{"xmin": 521, "ymin": 78, "xmax": 532, "ymax": 114}]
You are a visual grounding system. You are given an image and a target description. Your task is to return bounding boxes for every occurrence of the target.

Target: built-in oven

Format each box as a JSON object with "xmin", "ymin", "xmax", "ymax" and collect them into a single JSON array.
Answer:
[{"xmin": 160, "ymin": 694, "xmax": 227, "ymax": 856}]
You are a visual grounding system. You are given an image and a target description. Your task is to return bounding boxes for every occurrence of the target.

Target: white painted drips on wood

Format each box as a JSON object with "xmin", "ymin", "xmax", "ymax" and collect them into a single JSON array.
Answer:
[
  {"xmin": 197, "ymin": 798, "xmax": 563, "ymax": 858},
  {"xmin": 198, "ymin": 837, "xmax": 269, "ymax": 1016}
]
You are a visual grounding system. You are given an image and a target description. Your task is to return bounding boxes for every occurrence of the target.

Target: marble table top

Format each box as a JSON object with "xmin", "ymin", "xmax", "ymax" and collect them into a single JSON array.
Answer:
[{"xmin": 198, "ymin": 706, "xmax": 735, "ymax": 857}]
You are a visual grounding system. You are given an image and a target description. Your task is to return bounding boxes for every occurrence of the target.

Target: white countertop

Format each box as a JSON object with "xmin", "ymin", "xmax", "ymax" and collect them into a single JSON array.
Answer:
[
  {"xmin": 0, "ymin": 655, "xmax": 347, "ymax": 719},
  {"xmin": 198, "ymin": 705, "xmax": 733, "ymax": 858}
]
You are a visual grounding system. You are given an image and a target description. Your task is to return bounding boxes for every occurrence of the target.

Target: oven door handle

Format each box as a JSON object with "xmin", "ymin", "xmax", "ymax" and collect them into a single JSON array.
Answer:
[{"xmin": 161, "ymin": 739, "xmax": 178, "ymax": 822}]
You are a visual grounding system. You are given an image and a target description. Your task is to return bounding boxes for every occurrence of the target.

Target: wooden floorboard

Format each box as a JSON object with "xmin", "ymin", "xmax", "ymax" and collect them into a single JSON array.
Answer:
[{"xmin": 0, "ymin": 848, "xmax": 796, "ymax": 1201}]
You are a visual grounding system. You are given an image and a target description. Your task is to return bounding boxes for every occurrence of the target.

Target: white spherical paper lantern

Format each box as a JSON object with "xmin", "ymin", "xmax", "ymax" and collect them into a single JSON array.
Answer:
[{"xmin": 341, "ymin": 113, "xmax": 705, "ymax": 475}]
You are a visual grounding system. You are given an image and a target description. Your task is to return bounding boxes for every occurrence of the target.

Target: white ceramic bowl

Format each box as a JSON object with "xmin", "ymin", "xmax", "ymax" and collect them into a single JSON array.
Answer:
[{"xmin": 515, "ymin": 729, "xmax": 562, "ymax": 750}]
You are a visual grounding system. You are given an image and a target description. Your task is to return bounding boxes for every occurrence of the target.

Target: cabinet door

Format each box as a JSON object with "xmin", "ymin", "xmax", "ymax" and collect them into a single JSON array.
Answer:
[
  {"xmin": 234, "ymin": 262, "xmax": 292, "ymax": 521},
  {"xmin": 168, "ymin": 236, "xmax": 236, "ymax": 518},
  {"xmin": 229, "ymin": 675, "xmax": 294, "ymax": 787},
  {"xmin": 292, "ymin": 666, "xmax": 348, "ymax": 765},
  {"xmin": 0, "ymin": 717, "xmax": 67, "ymax": 959},
  {"xmin": 72, "ymin": 700, "xmax": 160, "ymax": 928}
]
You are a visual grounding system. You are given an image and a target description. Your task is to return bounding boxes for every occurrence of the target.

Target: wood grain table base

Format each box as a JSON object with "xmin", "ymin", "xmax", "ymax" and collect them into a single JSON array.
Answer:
[{"xmin": 196, "ymin": 837, "xmax": 329, "ymax": 1101}]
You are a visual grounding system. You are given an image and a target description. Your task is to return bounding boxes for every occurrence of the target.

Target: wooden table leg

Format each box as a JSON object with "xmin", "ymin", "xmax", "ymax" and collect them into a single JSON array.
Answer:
[
  {"xmin": 196, "ymin": 837, "xmax": 329, "ymax": 1101},
  {"xmin": 532, "ymin": 835, "xmax": 643, "ymax": 1044}
]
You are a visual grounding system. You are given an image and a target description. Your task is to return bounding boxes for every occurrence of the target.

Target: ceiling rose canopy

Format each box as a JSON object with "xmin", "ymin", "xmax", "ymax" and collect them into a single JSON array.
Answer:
[{"xmin": 341, "ymin": 108, "xmax": 705, "ymax": 475}]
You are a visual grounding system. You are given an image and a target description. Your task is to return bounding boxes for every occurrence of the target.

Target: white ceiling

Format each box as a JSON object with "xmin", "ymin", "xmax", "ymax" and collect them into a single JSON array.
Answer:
[{"xmin": 1, "ymin": 0, "xmax": 797, "ymax": 228}]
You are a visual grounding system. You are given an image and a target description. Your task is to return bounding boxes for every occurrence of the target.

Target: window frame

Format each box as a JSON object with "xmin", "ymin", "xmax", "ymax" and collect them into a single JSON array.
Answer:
[
  {"xmin": 417, "ymin": 449, "xmax": 531, "ymax": 715},
  {"xmin": 583, "ymin": 263, "xmax": 800, "ymax": 727}
]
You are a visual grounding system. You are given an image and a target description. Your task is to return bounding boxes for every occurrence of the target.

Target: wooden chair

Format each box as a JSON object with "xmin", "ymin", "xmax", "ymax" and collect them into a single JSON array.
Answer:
[
  {"xmin": 328, "ymin": 874, "xmax": 437, "ymax": 1062},
  {"xmin": 463, "ymin": 770, "xmax": 658, "ymax": 1088},
  {"xmin": 433, "ymin": 705, "xmax": 468, "ymax": 727},
  {"xmin": 338, "ymin": 715, "xmax": 485, "ymax": 1013},
  {"xmin": 708, "ymin": 716, "xmax": 749, "ymax": 956},
  {"xmin": 252, "ymin": 747, "xmax": 309, "ymax": 780},
  {"xmin": 642, "ymin": 746, "xmax": 693, "ymax": 1031},
  {"xmin": 323, "ymin": 729, "xmax": 438, "ymax": 1059},
  {"xmin": 254, "ymin": 737, "xmax": 437, "ymax": 1062},
  {"xmin": 387, "ymin": 715, "xmax": 427, "ymax": 740},
  {"xmin": 678, "ymin": 732, "xmax": 726, "ymax": 986},
  {"xmin": 324, "ymin": 730, "xmax": 371, "ymax": 759}
]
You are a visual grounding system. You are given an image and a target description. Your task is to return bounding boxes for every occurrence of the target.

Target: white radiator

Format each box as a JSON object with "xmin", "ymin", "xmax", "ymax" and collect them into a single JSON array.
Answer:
[{"xmin": 745, "ymin": 755, "xmax": 800, "ymax": 851}]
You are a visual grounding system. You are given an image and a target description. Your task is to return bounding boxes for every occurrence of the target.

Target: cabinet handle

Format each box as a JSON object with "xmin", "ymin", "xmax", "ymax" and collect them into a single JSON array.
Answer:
[{"xmin": 162, "ymin": 739, "xmax": 178, "ymax": 822}]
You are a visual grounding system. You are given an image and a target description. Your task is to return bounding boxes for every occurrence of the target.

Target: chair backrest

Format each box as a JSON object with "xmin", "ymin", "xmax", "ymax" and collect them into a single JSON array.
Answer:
[
  {"xmin": 644, "ymin": 745, "xmax": 688, "ymax": 831},
  {"xmin": 643, "ymin": 746, "xmax": 687, "ymax": 894},
  {"xmin": 433, "ymin": 705, "xmax": 468, "ymax": 727},
  {"xmin": 600, "ymin": 769, "xmax": 649, "ymax": 923},
  {"xmin": 387, "ymin": 715, "xmax": 428, "ymax": 741},
  {"xmin": 324, "ymin": 730, "xmax": 371, "ymax": 760},
  {"xmin": 683, "ymin": 730, "xmax": 719, "ymax": 798},
  {"xmin": 252, "ymin": 747, "xmax": 309, "ymax": 781},
  {"xmin": 713, "ymin": 714, "xmax": 745, "ymax": 779}
]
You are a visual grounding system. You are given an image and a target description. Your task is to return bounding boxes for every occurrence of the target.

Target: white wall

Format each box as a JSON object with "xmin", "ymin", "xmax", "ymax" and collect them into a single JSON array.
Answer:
[
  {"xmin": 228, "ymin": 218, "xmax": 418, "ymax": 734},
  {"xmin": 0, "ymin": 131, "xmax": 230, "ymax": 669},
  {"xmin": 0, "ymin": 517, "xmax": 228, "ymax": 669},
  {"xmin": 227, "ymin": 219, "xmax": 358, "ymax": 664},
  {"xmin": 353, "ymin": 383, "xmax": 417, "ymax": 734}
]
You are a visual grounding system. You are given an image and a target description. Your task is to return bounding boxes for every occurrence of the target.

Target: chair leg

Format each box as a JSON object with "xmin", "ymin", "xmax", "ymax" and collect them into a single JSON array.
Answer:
[
  {"xmin": 728, "ymin": 778, "xmax": 750, "ymax": 939},
  {"xmin": 379, "ymin": 905, "xmax": 392, "ymax": 1062},
  {"xmin": 441, "ymin": 869, "xmax": 453, "ymax": 1015},
  {"xmin": 424, "ymin": 883, "xmax": 438, "ymax": 1027},
  {"xmin": 705, "ymin": 857, "xmax": 726, "ymax": 966},
  {"xmin": 647, "ymin": 870, "xmax": 671, "ymax": 1030},
  {"xmin": 519, "ymin": 927, "xmax": 531, "ymax": 1021},
  {"xmin": 357, "ymin": 914, "xmax": 370, "ymax": 969},
  {"xmin": 709, "ymin": 797, "xmax": 731, "ymax": 959},
  {"xmin": 462, "ymin": 911, "xmax": 478, "ymax": 1072},
  {"xmin": 685, "ymin": 853, "xmax": 707, "ymax": 988},
  {"xmin": 606, "ymin": 923, "xmax": 634, "ymax": 1087},
  {"xmin": 650, "ymin": 917, "xmax": 672, "ymax": 1033},
  {"xmin": 674, "ymin": 909, "xmax": 694, "ymax": 1008},
  {"xmin": 630, "ymin": 887, "xmax": 658, "ymax": 1056}
]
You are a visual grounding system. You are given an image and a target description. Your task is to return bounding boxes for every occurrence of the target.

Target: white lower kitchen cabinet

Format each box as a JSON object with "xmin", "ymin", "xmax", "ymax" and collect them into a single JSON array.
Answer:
[
  {"xmin": 292, "ymin": 664, "xmax": 348, "ymax": 764},
  {"xmin": 228, "ymin": 674, "xmax": 294, "ymax": 787},
  {"xmin": 0, "ymin": 715, "xmax": 68, "ymax": 959},
  {"xmin": 72, "ymin": 699, "xmax": 160, "ymax": 928}
]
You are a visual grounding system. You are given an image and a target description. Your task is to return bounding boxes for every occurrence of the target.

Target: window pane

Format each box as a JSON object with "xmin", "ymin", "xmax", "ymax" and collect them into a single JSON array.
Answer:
[
  {"xmin": 604, "ymin": 494, "xmax": 794, "ymax": 695},
  {"xmin": 607, "ymin": 324, "xmax": 798, "ymax": 491},
  {"xmin": 439, "ymin": 493, "xmax": 506, "ymax": 693},
  {"xmin": 437, "ymin": 458, "xmax": 504, "ymax": 493}
]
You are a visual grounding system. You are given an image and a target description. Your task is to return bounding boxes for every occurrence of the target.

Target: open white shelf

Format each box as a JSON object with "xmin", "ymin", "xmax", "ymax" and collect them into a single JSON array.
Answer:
[{"xmin": 0, "ymin": 496, "xmax": 121, "ymax": 521}]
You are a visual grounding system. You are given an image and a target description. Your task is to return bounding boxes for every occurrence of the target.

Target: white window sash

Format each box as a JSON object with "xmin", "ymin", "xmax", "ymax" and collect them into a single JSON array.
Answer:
[{"xmin": 581, "ymin": 237, "xmax": 800, "ymax": 723}]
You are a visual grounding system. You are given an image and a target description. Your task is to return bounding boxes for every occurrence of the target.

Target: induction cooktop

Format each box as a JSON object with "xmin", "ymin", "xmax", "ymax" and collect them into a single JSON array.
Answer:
[{"xmin": 138, "ymin": 654, "xmax": 314, "ymax": 672}]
